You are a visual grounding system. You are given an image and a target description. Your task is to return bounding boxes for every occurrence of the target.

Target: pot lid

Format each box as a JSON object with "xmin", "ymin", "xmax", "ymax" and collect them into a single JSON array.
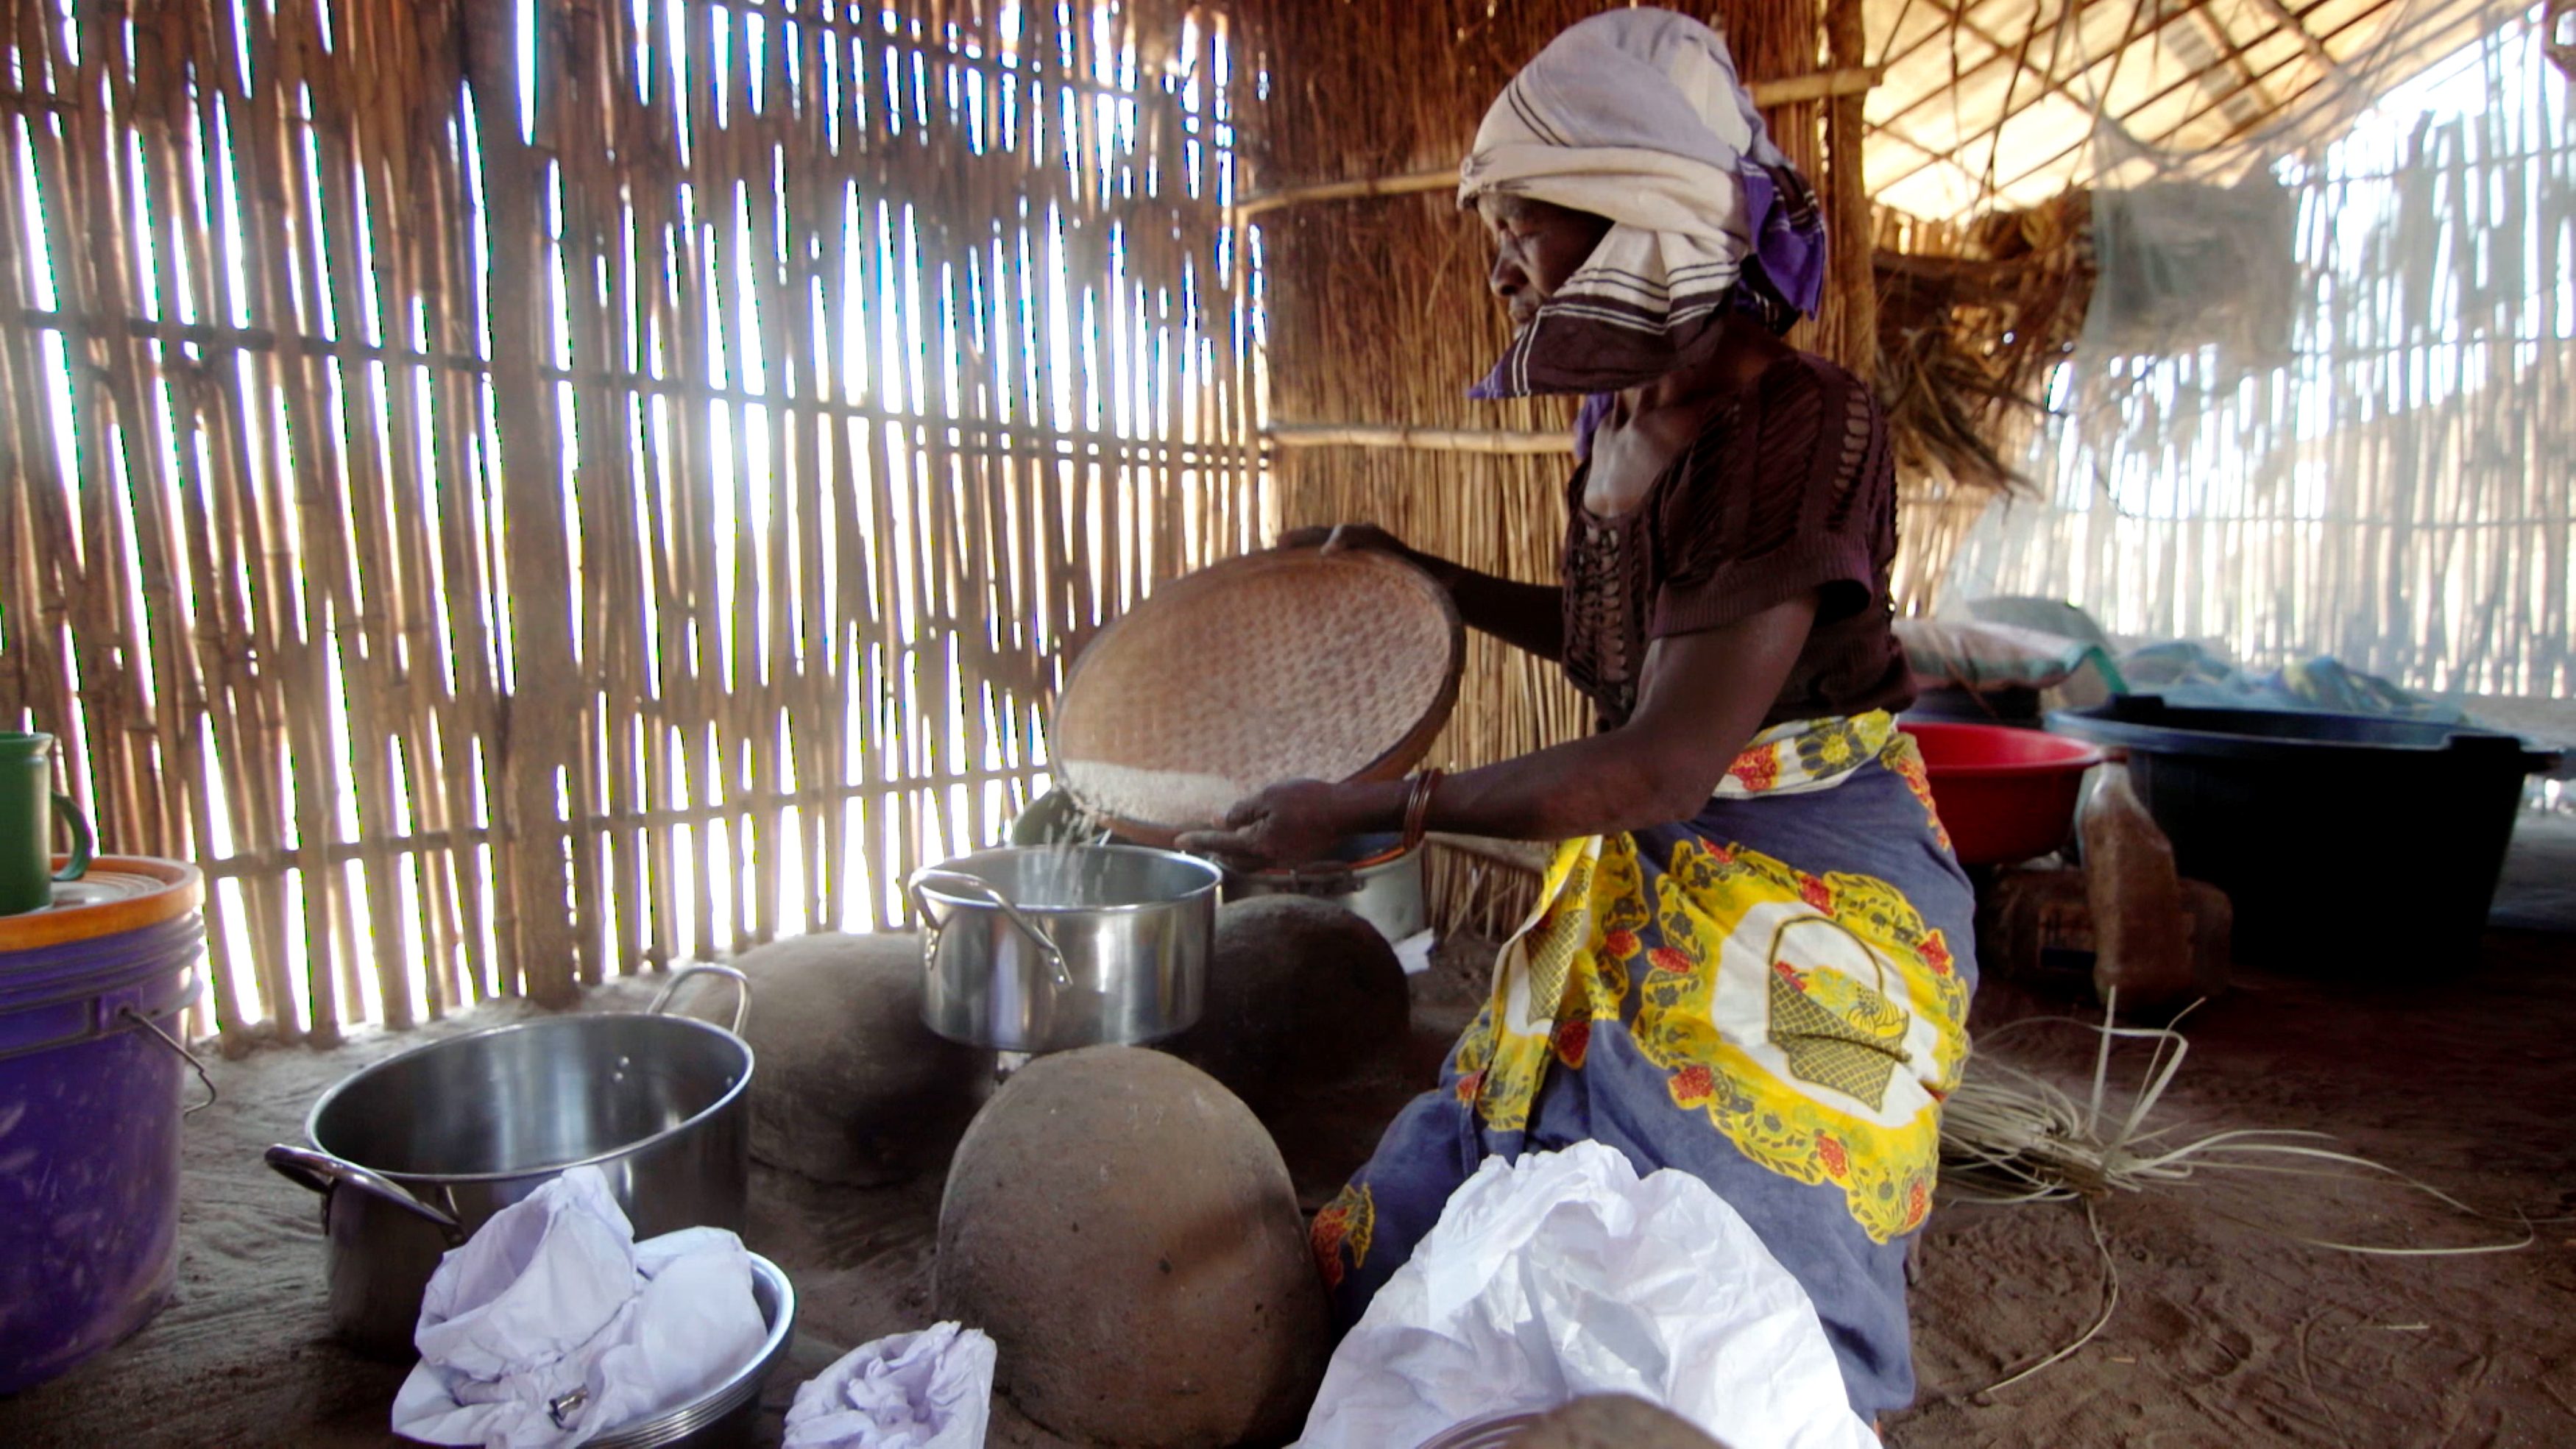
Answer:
[{"xmin": 1051, "ymin": 546, "xmax": 1462, "ymax": 841}]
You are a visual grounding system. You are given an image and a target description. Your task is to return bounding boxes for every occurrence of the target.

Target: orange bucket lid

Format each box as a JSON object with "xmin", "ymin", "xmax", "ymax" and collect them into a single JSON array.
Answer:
[{"xmin": 0, "ymin": 857, "xmax": 205, "ymax": 955}]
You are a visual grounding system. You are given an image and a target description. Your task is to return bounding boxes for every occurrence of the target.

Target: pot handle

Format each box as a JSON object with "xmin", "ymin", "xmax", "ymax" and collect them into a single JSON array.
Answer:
[
  {"xmin": 647, "ymin": 962, "xmax": 751, "ymax": 1034},
  {"xmin": 909, "ymin": 868, "xmax": 1074, "ymax": 988},
  {"xmin": 264, "ymin": 1143, "xmax": 466, "ymax": 1241}
]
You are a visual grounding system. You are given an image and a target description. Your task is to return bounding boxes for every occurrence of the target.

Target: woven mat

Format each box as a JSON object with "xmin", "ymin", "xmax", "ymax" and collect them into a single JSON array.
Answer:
[{"xmin": 1053, "ymin": 548, "xmax": 1462, "ymax": 835}]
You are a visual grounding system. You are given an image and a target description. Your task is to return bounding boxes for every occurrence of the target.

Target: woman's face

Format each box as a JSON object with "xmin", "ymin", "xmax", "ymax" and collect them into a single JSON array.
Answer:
[{"xmin": 1478, "ymin": 195, "xmax": 1613, "ymax": 329}]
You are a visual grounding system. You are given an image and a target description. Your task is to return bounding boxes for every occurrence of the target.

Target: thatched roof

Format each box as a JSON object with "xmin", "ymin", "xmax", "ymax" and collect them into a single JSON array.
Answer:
[{"xmin": 1866, "ymin": 0, "xmax": 2530, "ymax": 216}]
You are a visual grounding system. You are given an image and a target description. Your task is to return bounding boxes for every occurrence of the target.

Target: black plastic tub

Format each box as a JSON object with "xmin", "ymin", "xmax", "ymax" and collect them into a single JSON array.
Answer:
[
  {"xmin": 2048, "ymin": 698, "xmax": 2561, "ymax": 974},
  {"xmin": 1903, "ymin": 684, "xmax": 2046, "ymax": 729}
]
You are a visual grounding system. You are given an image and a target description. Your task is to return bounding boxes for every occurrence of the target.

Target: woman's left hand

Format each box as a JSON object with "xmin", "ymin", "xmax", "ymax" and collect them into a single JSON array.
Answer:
[{"xmin": 1175, "ymin": 779, "xmax": 1352, "ymax": 869}]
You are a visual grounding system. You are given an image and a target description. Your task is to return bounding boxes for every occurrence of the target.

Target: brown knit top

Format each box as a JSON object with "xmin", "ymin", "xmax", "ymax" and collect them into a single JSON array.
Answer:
[{"xmin": 1560, "ymin": 351, "xmax": 1912, "ymax": 731}]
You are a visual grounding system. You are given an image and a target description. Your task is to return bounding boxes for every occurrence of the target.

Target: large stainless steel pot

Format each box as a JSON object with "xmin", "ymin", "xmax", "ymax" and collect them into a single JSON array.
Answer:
[
  {"xmin": 1223, "ymin": 832, "xmax": 1427, "ymax": 942},
  {"xmin": 913, "ymin": 845, "xmax": 1217, "ymax": 1053},
  {"xmin": 264, "ymin": 966, "xmax": 752, "ymax": 1358}
]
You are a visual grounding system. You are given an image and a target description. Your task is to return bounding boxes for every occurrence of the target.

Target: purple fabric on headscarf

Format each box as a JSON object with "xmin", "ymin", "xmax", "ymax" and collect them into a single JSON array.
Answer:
[
  {"xmin": 1573, "ymin": 392, "xmax": 1617, "ymax": 461},
  {"xmin": 1741, "ymin": 163, "xmax": 1827, "ymax": 316}
]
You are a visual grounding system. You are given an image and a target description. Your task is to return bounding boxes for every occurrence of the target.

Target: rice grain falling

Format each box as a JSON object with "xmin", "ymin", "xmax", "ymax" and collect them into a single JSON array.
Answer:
[{"xmin": 1056, "ymin": 762, "xmax": 1251, "ymax": 832}]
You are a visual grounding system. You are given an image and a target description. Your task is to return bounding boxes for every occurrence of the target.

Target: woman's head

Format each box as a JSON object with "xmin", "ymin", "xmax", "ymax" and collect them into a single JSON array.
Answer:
[
  {"xmin": 1476, "ymin": 194, "xmax": 1613, "ymax": 330},
  {"xmin": 1452, "ymin": 8, "xmax": 1825, "ymax": 398}
]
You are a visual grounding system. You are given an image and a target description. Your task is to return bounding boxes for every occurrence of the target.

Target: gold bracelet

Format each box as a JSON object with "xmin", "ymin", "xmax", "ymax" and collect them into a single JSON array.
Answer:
[{"xmin": 1401, "ymin": 768, "xmax": 1444, "ymax": 853}]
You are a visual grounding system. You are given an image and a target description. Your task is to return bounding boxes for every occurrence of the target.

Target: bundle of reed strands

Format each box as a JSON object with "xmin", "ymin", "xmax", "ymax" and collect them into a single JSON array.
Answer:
[
  {"xmin": 1874, "ymin": 190, "xmax": 2096, "ymax": 500},
  {"xmin": 1937, "ymin": 995, "xmax": 2537, "ymax": 1395},
  {"xmin": 1941, "ymin": 997, "xmax": 2534, "ymax": 1246}
]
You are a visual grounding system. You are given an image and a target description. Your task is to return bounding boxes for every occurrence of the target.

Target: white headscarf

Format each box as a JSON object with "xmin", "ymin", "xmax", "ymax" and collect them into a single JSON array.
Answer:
[{"xmin": 1459, "ymin": 8, "xmax": 1827, "ymax": 399}]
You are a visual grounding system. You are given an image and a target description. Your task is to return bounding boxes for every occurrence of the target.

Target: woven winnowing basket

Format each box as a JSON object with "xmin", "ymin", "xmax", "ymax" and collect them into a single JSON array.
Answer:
[{"xmin": 1053, "ymin": 548, "xmax": 1464, "ymax": 838}]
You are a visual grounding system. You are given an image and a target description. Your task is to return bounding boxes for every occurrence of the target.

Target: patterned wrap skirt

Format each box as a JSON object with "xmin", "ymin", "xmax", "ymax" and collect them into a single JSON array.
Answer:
[{"xmin": 1309, "ymin": 712, "xmax": 1976, "ymax": 1422}]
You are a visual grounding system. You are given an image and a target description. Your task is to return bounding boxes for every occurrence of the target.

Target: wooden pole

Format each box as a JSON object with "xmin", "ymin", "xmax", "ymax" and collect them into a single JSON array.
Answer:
[
  {"xmin": 1264, "ymin": 422, "xmax": 1576, "ymax": 454},
  {"xmin": 1824, "ymin": 0, "xmax": 1877, "ymax": 381},
  {"xmin": 1231, "ymin": 67, "xmax": 1885, "ymax": 220},
  {"xmin": 464, "ymin": 0, "xmax": 581, "ymax": 1008},
  {"xmin": 2240, "ymin": 0, "xmax": 2362, "ymax": 104}
]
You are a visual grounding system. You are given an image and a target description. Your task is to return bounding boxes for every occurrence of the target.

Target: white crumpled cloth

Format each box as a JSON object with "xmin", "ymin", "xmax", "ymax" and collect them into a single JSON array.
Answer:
[
  {"xmin": 1293, "ymin": 1141, "xmax": 1880, "ymax": 1449},
  {"xmin": 391, "ymin": 1166, "xmax": 767, "ymax": 1449},
  {"xmin": 782, "ymin": 1321, "xmax": 996, "ymax": 1449}
]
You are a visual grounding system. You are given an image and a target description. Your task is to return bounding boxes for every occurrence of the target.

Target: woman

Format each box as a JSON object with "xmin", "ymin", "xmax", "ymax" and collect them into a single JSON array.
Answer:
[{"xmin": 1177, "ymin": 9, "xmax": 1972, "ymax": 1428}]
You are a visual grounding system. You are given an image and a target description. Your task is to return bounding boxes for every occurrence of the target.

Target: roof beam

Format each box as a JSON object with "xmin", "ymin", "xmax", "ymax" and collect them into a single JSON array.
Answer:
[
  {"xmin": 1919, "ymin": 0, "xmax": 2166, "ymax": 169},
  {"xmin": 1873, "ymin": 0, "xmax": 2067, "ymax": 91},
  {"xmin": 1868, "ymin": 0, "xmax": 2231, "ymax": 130},
  {"xmin": 1872, "ymin": 0, "xmax": 2432, "ymax": 203},
  {"xmin": 1956, "ymin": 0, "xmax": 2469, "ymax": 200},
  {"xmin": 1855, "ymin": 0, "xmax": 2195, "ymax": 159},
  {"xmin": 2184, "ymin": 1, "xmax": 2285, "ymax": 123},
  {"xmin": 2242, "ymin": 0, "xmax": 2365, "ymax": 103},
  {"xmin": 1869, "ymin": 0, "xmax": 2168, "ymax": 198},
  {"xmin": 1871, "ymin": 0, "xmax": 2124, "ymax": 134},
  {"xmin": 2084, "ymin": 0, "xmax": 2467, "ymax": 172},
  {"xmin": 1231, "ymin": 66, "xmax": 1882, "ymax": 219}
]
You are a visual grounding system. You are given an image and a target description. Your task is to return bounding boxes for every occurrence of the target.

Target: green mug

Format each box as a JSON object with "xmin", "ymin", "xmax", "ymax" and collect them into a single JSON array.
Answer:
[{"xmin": 1, "ymin": 731, "xmax": 95, "ymax": 915}]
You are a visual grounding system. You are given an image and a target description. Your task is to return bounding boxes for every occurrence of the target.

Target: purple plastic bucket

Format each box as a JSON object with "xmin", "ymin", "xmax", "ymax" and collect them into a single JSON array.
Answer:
[{"xmin": 0, "ymin": 912, "xmax": 204, "ymax": 1395}]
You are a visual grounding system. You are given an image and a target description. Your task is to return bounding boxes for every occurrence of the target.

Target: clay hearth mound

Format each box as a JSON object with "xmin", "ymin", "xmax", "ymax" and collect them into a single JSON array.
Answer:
[
  {"xmin": 935, "ymin": 1045, "xmax": 1328, "ymax": 1448},
  {"xmin": 733, "ymin": 932, "xmax": 991, "ymax": 1186},
  {"xmin": 1164, "ymin": 895, "xmax": 1409, "ymax": 1116}
]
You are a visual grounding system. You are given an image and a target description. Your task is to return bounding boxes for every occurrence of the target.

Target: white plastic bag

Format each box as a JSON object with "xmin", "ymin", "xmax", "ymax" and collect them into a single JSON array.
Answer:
[
  {"xmin": 1393, "ymin": 929, "xmax": 1437, "ymax": 976},
  {"xmin": 782, "ymin": 1322, "xmax": 997, "ymax": 1449},
  {"xmin": 1293, "ymin": 1141, "xmax": 1879, "ymax": 1449},
  {"xmin": 390, "ymin": 1166, "xmax": 767, "ymax": 1449}
]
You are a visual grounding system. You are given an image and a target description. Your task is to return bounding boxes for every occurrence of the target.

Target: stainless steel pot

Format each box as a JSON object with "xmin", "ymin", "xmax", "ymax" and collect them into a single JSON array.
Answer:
[
  {"xmin": 265, "ymin": 966, "xmax": 753, "ymax": 1358},
  {"xmin": 913, "ymin": 845, "xmax": 1217, "ymax": 1053},
  {"xmin": 1223, "ymin": 832, "xmax": 1428, "ymax": 942}
]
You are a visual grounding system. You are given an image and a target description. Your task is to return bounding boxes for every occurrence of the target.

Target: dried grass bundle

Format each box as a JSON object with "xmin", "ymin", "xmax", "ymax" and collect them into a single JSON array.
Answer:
[{"xmin": 1875, "ymin": 190, "xmax": 2096, "ymax": 500}]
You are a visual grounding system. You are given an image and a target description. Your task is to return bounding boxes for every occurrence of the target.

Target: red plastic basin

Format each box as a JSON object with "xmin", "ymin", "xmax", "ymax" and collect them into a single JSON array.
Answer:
[{"xmin": 1898, "ymin": 721, "xmax": 2103, "ymax": 865}]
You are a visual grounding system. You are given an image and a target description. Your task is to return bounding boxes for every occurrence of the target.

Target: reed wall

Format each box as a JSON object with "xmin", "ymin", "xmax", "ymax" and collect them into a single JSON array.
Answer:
[
  {"xmin": 0, "ymin": 0, "xmax": 1256, "ymax": 1047},
  {"xmin": 1950, "ymin": 18, "xmax": 2574, "ymax": 701}
]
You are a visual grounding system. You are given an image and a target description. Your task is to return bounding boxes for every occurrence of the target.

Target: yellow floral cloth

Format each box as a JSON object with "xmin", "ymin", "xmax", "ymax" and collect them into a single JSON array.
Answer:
[{"xmin": 1450, "ymin": 713, "xmax": 1970, "ymax": 1241}]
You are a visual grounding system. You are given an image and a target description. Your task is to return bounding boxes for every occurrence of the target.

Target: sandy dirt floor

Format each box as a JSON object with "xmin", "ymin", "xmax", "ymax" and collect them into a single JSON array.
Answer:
[{"xmin": 4, "ymin": 815, "xmax": 2572, "ymax": 1448}]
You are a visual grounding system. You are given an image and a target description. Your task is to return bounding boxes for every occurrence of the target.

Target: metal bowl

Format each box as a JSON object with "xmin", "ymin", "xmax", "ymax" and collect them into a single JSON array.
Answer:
[
  {"xmin": 1415, "ymin": 1411, "xmax": 1543, "ymax": 1449},
  {"xmin": 1222, "ymin": 830, "xmax": 1428, "ymax": 942},
  {"xmin": 587, "ymin": 1253, "xmax": 799, "ymax": 1449}
]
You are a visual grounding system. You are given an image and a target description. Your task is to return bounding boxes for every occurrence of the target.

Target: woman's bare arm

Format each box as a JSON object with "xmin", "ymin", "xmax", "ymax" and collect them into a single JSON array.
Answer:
[
  {"xmin": 1283, "ymin": 524, "xmax": 1565, "ymax": 662},
  {"xmin": 1443, "ymin": 566, "xmax": 1565, "ymax": 662}
]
